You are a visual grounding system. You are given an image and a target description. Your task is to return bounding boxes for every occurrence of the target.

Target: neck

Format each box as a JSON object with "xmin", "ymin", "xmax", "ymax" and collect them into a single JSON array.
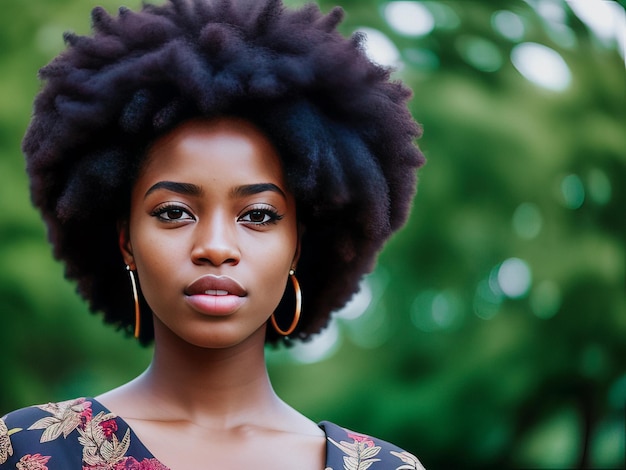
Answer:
[{"xmin": 128, "ymin": 318, "xmax": 282, "ymax": 429}]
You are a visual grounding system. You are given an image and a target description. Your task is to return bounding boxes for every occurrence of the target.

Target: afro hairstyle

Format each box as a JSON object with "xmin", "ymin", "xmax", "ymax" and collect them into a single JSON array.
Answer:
[{"xmin": 23, "ymin": 0, "xmax": 425, "ymax": 345}]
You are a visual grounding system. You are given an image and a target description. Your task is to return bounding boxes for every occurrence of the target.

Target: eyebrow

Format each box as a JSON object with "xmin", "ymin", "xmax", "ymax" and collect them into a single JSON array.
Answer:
[
  {"xmin": 144, "ymin": 181, "xmax": 286, "ymax": 199},
  {"xmin": 231, "ymin": 183, "xmax": 286, "ymax": 199},
  {"xmin": 144, "ymin": 181, "xmax": 202, "ymax": 199}
]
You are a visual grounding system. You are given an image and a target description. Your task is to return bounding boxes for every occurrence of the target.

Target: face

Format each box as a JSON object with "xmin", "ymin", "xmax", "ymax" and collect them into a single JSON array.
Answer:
[{"xmin": 119, "ymin": 117, "xmax": 300, "ymax": 349}]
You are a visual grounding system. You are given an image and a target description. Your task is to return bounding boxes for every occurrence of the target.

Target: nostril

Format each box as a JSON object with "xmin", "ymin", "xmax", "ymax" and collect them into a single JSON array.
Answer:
[{"xmin": 191, "ymin": 246, "xmax": 240, "ymax": 267}]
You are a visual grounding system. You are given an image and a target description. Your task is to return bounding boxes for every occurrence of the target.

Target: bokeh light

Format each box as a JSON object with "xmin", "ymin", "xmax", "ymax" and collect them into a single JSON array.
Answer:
[
  {"xmin": 289, "ymin": 322, "xmax": 341, "ymax": 364},
  {"xmin": 474, "ymin": 279, "xmax": 503, "ymax": 320},
  {"xmin": 511, "ymin": 42, "xmax": 572, "ymax": 91},
  {"xmin": 456, "ymin": 36, "xmax": 503, "ymax": 72},
  {"xmin": 568, "ymin": 0, "xmax": 626, "ymax": 59},
  {"xmin": 336, "ymin": 280, "xmax": 372, "ymax": 321},
  {"xmin": 356, "ymin": 27, "xmax": 401, "ymax": 67},
  {"xmin": 497, "ymin": 258, "xmax": 532, "ymax": 299},
  {"xmin": 512, "ymin": 202, "xmax": 543, "ymax": 239},
  {"xmin": 422, "ymin": 1, "xmax": 460, "ymax": 30},
  {"xmin": 560, "ymin": 173, "xmax": 585, "ymax": 209},
  {"xmin": 491, "ymin": 10, "xmax": 526, "ymax": 42},
  {"xmin": 530, "ymin": 280, "xmax": 562, "ymax": 319},
  {"xmin": 411, "ymin": 289, "xmax": 464, "ymax": 332},
  {"xmin": 384, "ymin": 1, "xmax": 434, "ymax": 37},
  {"xmin": 587, "ymin": 169, "xmax": 612, "ymax": 205}
]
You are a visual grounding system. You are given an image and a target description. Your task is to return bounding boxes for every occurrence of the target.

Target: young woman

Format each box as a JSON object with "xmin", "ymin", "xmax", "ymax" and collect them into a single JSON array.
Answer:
[{"xmin": 1, "ymin": 0, "xmax": 426, "ymax": 468}]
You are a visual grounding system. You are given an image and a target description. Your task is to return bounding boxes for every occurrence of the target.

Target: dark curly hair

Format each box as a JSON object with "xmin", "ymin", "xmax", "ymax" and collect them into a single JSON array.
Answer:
[{"xmin": 23, "ymin": 0, "xmax": 424, "ymax": 345}]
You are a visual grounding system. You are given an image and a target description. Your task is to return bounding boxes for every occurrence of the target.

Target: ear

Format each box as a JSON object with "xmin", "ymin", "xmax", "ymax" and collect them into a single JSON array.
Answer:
[
  {"xmin": 117, "ymin": 219, "xmax": 135, "ymax": 269},
  {"xmin": 291, "ymin": 223, "xmax": 305, "ymax": 270}
]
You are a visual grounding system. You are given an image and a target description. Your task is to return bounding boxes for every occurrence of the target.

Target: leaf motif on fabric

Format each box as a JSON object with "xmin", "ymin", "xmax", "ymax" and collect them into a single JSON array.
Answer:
[
  {"xmin": 390, "ymin": 450, "xmax": 426, "ymax": 470},
  {"xmin": 100, "ymin": 427, "xmax": 131, "ymax": 463},
  {"xmin": 30, "ymin": 398, "xmax": 92, "ymax": 443},
  {"xmin": 78, "ymin": 429, "xmax": 101, "ymax": 467},
  {"xmin": 360, "ymin": 445, "xmax": 380, "ymax": 460},
  {"xmin": 358, "ymin": 461, "xmax": 377, "ymax": 470},
  {"xmin": 27, "ymin": 417, "xmax": 58, "ymax": 431},
  {"xmin": 79, "ymin": 412, "xmax": 129, "ymax": 466},
  {"xmin": 328, "ymin": 437, "xmax": 359, "ymax": 458},
  {"xmin": 329, "ymin": 436, "xmax": 382, "ymax": 470},
  {"xmin": 343, "ymin": 456, "xmax": 356, "ymax": 470},
  {"xmin": 35, "ymin": 398, "xmax": 90, "ymax": 417},
  {"xmin": 0, "ymin": 418, "xmax": 14, "ymax": 464},
  {"xmin": 343, "ymin": 456, "xmax": 379, "ymax": 470},
  {"xmin": 29, "ymin": 418, "xmax": 65, "ymax": 443}
]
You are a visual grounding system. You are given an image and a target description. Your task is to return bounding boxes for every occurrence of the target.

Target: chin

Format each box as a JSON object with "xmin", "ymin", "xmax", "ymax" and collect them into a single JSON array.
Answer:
[{"xmin": 173, "ymin": 323, "xmax": 268, "ymax": 350}]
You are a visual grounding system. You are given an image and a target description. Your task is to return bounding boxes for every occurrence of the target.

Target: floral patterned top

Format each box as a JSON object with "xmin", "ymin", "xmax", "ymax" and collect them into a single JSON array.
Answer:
[{"xmin": 0, "ymin": 398, "xmax": 425, "ymax": 469}]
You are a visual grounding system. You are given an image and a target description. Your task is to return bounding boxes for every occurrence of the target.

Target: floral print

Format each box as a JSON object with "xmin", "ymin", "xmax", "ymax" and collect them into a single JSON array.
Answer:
[
  {"xmin": 83, "ymin": 456, "xmax": 168, "ymax": 470},
  {"xmin": 328, "ymin": 430, "xmax": 382, "ymax": 470},
  {"xmin": 390, "ymin": 450, "xmax": 424, "ymax": 470},
  {"xmin": 16, "ymin": 454, "xmax": 50, "ymax": 470},
  {"xmin": 28, "ymin": 399, "xmax": 92, "ymax": 444},
  {"xmin": 322, "ymin": 423, "xmax": 426, "ymax": 470},
  {"xmin": 0, "ymin": 418, "xmax": 14, "ymax": 464},
  {"xmin": 78, "ymin": 411, "xmax": 131, "ymax": 467},
  {"xmin": 1, "ymin": 416, "xmax": 22, "ymax": 465},
  {"xmin": 2, "ymin": 399, "xmax": 425, "ymax": 469}
]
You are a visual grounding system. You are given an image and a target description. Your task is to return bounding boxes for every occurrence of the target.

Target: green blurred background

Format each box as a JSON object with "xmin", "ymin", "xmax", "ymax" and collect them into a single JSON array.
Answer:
[{"xmin": 1, "ymin": 0, "xmax": 624, "ymax": 468}]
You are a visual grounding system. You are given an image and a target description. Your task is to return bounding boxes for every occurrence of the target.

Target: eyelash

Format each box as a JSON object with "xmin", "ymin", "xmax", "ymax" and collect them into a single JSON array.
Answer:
[
  {"xmin": 151, "ymin": 204, "xmax": 194, "ymax": 222},
  {"xmin": 238, "ymin": 205, "xmax": 284, "ymax": 226},
  {"xmin": 150, "ymin": 204, "xmax": 284, "ymax": 226}
]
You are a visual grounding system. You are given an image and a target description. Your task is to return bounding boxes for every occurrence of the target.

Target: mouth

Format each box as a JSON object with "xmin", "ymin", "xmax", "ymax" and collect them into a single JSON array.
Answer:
[
  {"xmin": 184, "ymin": 275, "xmax": 247, "ymax": 316},
  {"xmin": 185, "ymin": 275, "xmax": 247, "ymax": 297},
  {"xmin": 204, "ymin": 290, "xmax": 229, "ymax": 296}
]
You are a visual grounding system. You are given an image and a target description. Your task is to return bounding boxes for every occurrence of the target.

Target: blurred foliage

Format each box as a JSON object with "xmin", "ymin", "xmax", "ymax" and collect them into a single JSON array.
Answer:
[{"xmin": 1, "ymin": 0, "xmax": 624, "ymax": 468}]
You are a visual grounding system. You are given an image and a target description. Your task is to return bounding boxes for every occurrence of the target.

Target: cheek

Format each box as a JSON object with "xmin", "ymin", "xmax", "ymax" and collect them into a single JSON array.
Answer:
[
  {"xmin": 246, "ymin": 235, "xmax": 294, "ymax": 278},
  {"xmin": 258, "ymin": 222, "xmax": 297, "ymax": 265},
  {"xmin": 129, "ymin": 224, "xmax": 177, "ymax": 299},
  {"xmin": 246, "ymin": 224, "xmax": 298, "ymax": 299}
]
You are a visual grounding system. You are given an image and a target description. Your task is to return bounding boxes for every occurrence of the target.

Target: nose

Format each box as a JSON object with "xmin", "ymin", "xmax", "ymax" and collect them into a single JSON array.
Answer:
[{"xmin": 190, "ymin": 213, "xmax": 240, "ymax": 267}]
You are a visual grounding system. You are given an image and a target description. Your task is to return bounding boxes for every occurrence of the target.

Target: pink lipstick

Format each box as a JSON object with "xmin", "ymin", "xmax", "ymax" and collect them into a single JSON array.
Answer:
[{"xmin": 184, "ymin": 275, "xmax": 247, "ymax": 316}]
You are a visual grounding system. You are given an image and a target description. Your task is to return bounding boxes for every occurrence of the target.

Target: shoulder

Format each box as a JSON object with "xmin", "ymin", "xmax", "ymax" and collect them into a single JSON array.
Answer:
[
  {"xmin": 1, "ymin": 397, "xmax": 92, "ymax": 468},
  {"xmin": 1, "ymin": 397, "xmax": 166, "ymax": 470},
  {"xmin": 319, "ymin": 421, "xmax": 426, "ymax": 470}
]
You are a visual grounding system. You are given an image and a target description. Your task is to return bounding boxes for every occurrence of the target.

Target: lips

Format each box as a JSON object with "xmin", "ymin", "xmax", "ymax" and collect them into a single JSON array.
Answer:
[{"xmin": 184, "ymin": 275, "xmax": 247, "ymax": 316}]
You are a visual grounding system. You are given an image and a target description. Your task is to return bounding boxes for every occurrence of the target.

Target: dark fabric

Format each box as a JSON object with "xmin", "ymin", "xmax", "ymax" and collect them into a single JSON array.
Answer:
[
  {"xmin": 1, "ymin": 398, "xmax": 424, "ymax": 469},
  {"xmin": 320, "ymin": 421, "xmax": 426, "ymax": 470}
]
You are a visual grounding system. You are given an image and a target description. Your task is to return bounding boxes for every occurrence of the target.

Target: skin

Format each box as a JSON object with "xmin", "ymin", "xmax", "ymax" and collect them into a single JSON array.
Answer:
[{"xmin": 97, "ymin": 117, "xmax": 325, "ymax": 469}]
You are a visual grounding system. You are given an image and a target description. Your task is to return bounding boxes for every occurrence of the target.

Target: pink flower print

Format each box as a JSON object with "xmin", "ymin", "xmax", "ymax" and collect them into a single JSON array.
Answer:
[
  {"xmin": 139, "ymin": 458, "xmax": 171, "ymax": 470},
  {"xmin": 80, "ymin": 407, "xmax": 93, "ymax": 429},
  {"xmin": 347, "ymin": 431, "xmax": 375, "ymax": 448},
  {"xmin": 16, "ymin": 453, "xmax": 51, "ymax": 470},
  {"xmin": 112, "ymin": 457, "xmax": 170, "ymax": 469},
  {"xmin": 100, "ymin": 419, "xmax": 118, "ymax": 440},
  {"xmin": 328, "ymin": 430, "xmax": 382, "ymax": 469}
]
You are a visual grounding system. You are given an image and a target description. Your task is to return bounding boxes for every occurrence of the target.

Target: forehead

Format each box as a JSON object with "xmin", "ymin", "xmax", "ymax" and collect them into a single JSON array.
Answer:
[{"xmin": 139, "ymin": 117, "xmax": 286, "ymax": 186}]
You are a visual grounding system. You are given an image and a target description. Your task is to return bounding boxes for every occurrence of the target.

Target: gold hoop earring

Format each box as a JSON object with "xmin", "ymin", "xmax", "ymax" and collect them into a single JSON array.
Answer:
[
  {"xmin": 126, "ymin": 265, "xmax": 140, "ymax": 339},
  {"xmin": 271, "ymin": 269, "xmax": 301, "ymax": 336}
]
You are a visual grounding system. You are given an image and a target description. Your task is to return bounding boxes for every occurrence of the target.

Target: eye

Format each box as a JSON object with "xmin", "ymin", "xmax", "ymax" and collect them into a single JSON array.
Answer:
[
  {"xmin": 151, "ymin": 204, "xmax": 195, "ymax": 222},
  {"xmin": 247, "ymin": 210, "xmax": 271, "ymax": 224},
  {"xmin": 238, "ymin": 205, "xmax": 283, "ymax": 226}
]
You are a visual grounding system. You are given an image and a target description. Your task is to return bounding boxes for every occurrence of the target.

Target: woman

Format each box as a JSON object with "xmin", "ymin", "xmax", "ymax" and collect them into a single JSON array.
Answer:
[{"xmin": 1, "ymin": 0, "xmax": 425, "ymax": 468}]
